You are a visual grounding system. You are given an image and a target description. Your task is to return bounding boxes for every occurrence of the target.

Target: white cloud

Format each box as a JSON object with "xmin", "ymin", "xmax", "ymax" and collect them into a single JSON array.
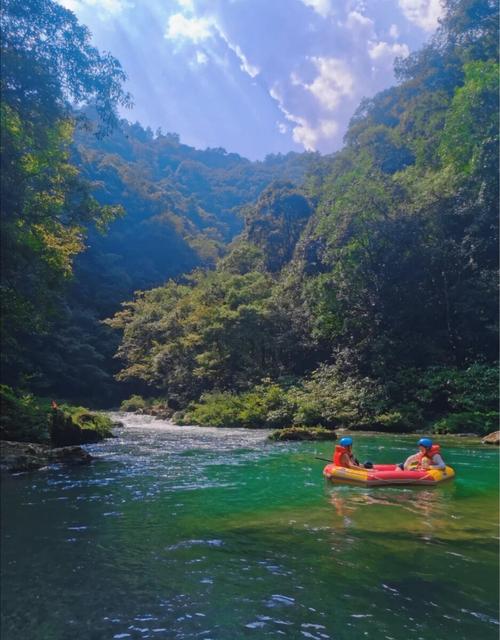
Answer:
[
  {"xmin": 165, "ymin": 11, "xmax": 259, "ymax": 77},
  {"xmin": 346, "ymin": 10, "xmax": 374, "ymax": 34},
  {"xmin": 269, "ymin": 85, "xmax": 337, "ymax": 151},
  {"xmin": 300, "ymin": 0, "xmax": 334, "ymax": 18},
  {"xmin": 59, "ymin": 0, "xmax": 133, "ymax": 18},
  {"xmin": 55, "ymin": 0, "xmax": 445, "ymax": 158},
  {"xmin": 368, "ymin": 40, "xmax": 410, "ymax": 61},
  {"xmin": 318, "ymin": 118, "xmax": 338, "ymax": 138},
  {"xmin": 306, "ymin": 57, "xmax": 354, "ymax": 110},
  {"xmin": 59, "ymin": 0, "xmax": 79, "ymax": 10},
  {"xmin": 218, "ymin": 31, "xmax": 260, "ymax": 78},
  {"xmin": 269, "ymin": 86, "xmax": 283, "ymax": 103},
  {"xmin": 291, "ymin": 118, "xmax": 317, "ymax": 149},
  {"xmin": 389, "ymin": 23, "xmax": 400, "ymax": 38},
  {"xmin": 166, "ymin": 13, "xmax": 215, "ymax": 42},
  {"xmin": 59, "ymin": 0, "xmax": 80, "ymax": 13},
  {"xmin": 291, "ymin": 117, "xmax": 338, "ymax": 150},
  {"xmin": 188, "ymin": 49, "xmax": 209, "ymax": 69},
  {"xmin": 398, "ymin": 0, "xmax": 443, "ymax": 31},
  {"xmin": 195, "ymin": 50, "xmax": 208, "ymax": 65},
  {"xmin": 177, "ymin": 0, "xmax": 194, "ymax": 11}
]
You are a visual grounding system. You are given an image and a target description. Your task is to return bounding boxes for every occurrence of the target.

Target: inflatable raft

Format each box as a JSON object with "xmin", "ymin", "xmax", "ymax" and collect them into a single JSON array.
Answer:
[{"xmin": 323, "ymin": 463, "xmax": 455, "ymax": 486}]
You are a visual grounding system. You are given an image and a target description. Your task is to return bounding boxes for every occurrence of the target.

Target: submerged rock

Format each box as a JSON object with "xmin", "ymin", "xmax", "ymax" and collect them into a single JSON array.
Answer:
[
  {"xmin": 269, "ymin": 427, "xmax": 337, "ymax": 442},
  {"xmin": 481, "ymin": 431, "xmax": 500, "ymax": 445},
  {"xmin": 0, "ymin": 441, "xmax": 92, "ymax": 473}
]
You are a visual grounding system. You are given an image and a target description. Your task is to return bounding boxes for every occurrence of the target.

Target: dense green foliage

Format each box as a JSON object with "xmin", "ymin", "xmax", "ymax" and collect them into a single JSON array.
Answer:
[
  {"xmin": 0, "ymin": 0, "xmax": 315, "ymax": 407},
  {"xmin": 176, "ymin": 363, "xmax": 498, "ymax": 435},
  {"xmin": 0, "ymin": 385, "xmax": 51, "ymax": 442},
  {"xmin": 50, "ymin": 404, "xmax": 114, "ymax": 445},
  {"xmin": 1, "ymin": 0, "xmax": 498, "ymax": 437},
  {"xmin": 0, "ymin": 0, "xmax": 130, "ymax": 392},
  {"xmin": 109, "ymin": 0, "xmax": 498, "ymax": 431},
  {"xmin": 120, "ymin": 395, "xmax": 150, "ymax": 413},
  {"xmin": 53, "ymin": 132, "xmax": 314, "ymax": 404},
  {"xmin": 106, "ymin": 257, "xmax": 309, "ymax": 399},
  {"xmin": 0, "ymin": 385, "xmax": 113, "ymax": 443},
  {"xmin": 177, "ymin": 383, "xmax": 293, "ymax": 429}
]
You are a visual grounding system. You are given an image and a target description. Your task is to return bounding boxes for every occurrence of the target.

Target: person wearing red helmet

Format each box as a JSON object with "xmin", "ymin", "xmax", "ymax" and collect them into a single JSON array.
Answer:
[{"xmin": 401, "ymin": 438, "xmax": 446, "ymax": 471}]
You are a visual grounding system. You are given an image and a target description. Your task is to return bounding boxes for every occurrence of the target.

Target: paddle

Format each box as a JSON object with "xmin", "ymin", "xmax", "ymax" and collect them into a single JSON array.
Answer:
[
  {"xmin": 315, "ymin": 456, "xmax": 374, "ymax": 469},
  {"xmin": 314, "ymin": 456, "xmax": 362, "ymax": 464}
]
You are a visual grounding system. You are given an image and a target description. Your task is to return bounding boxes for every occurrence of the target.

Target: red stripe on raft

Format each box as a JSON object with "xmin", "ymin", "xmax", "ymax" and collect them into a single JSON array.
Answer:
[
  {"xmin": 323, "ymin": 464, "xmax": 430, "ymax": 480},
  {"xmin": 371, "ymin": 469, "xmax": 430, "ymax": 481},
  {"xmin": 322, "ymin": 463, "xmax": 455, "ymax": 486}
]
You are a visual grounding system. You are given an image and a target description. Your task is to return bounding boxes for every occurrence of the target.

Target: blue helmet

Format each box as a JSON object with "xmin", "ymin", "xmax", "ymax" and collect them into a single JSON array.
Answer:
[
  {"xmin": 418, "ymin": 437, "xmax": 433, "ymax": 449},
  {"xmin": 340, "ymin": 437, "xmax": 353, "ymax": 447}
]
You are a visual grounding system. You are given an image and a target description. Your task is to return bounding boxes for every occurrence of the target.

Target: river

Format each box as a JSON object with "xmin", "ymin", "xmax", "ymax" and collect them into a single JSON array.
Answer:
[{"xmin": 1, "ymin": 413, "xmax": 498, "ymax": 640}]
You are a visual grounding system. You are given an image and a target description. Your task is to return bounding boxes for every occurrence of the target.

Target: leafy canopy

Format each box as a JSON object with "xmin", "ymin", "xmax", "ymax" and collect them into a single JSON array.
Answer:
[{"xmin": 0, "ymin": 0, "xmax": 131, "ymax": 387}]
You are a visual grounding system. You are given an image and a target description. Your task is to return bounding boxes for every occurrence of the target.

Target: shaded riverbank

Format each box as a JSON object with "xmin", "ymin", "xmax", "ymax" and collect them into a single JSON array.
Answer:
[
  {"xmin": 1, "ymin": 413, "xmax": 498, "ymax": 640},
  {"xmin": 0, "ymin": 441, "xmax": 92, "ymax": 473}
]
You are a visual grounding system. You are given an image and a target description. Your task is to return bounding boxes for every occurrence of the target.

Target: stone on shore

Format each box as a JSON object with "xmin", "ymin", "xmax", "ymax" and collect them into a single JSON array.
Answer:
[
  {"xmin": 481, "ymin": 431, "xmax": 500, "ymax": 445},
  {"xmin": 269, "ymin": 427, "xmax": 337, "ymax": 442},
  {"xmin": 0, "ymin": 441, "xmax": 93, "ymax": 473}
]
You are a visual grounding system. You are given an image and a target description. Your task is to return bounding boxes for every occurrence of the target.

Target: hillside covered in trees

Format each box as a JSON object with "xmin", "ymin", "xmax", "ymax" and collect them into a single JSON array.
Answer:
[
  {"xmin": 107, "ymin": 0, "xmax": 499, "ymax": 435},
  {"xmin": 1, "ymin": 0, "xmax": 498, "ymax": 438},
  {"xmin": 31, "ymin": 124, "xmax": 314, "ymax": 405},
  {"xmin": 0, "ymin": 0, "xmax": 315, "ymax": 407}
]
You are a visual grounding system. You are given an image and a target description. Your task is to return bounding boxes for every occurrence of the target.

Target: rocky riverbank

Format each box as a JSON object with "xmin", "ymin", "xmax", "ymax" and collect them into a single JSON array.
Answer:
[
  {"xmin": 481, "ymin": 431, "xmax": 500, "ymax": 445},
  {"xmin": 268, "ymin": 427, "xmax": 338, "ymax": 441},
  {"xmin": 0, "ymin": 441, "xmax": 93, "ymax": 473}
]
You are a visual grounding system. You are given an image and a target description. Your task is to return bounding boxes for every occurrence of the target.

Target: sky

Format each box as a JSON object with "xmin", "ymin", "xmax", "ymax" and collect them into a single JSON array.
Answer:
[{"xmin": 59, "ymin": 0, "xmax": 444, "ymax": 159}]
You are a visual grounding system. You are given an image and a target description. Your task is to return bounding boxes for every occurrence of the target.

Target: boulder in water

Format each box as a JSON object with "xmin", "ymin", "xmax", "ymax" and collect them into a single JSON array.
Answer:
[
  {"xmin": 481, "ymin": 431, "xmax": 500, "ymax": 445},
  {"xmin": 0, "ymin": 441, "xmax": 93, "ymax": 473}
]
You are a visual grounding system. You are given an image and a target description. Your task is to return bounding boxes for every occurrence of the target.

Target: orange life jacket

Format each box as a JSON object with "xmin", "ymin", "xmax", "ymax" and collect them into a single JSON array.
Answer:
[
  {"xmin": 333, "ymin": 445, "xmax": 354, "ymax": 467},
  {"xmin": 418, "ymin": 444, "xmax": 441, "ymax": 462}
]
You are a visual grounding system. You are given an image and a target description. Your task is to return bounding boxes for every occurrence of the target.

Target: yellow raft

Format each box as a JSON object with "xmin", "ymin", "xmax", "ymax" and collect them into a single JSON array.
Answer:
[{"xmin": 323, "ymin": 463, "xmax": 456, "ymax": 486}]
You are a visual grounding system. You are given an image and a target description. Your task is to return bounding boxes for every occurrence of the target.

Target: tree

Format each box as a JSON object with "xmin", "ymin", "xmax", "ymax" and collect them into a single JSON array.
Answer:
[
  {"xmin": 105, "ymin": 270, "xmax": 307, "ymax": 400},
  {"xmin": 244, "ymin": 182, "xmax": 312, "ymax": 272},
  {"xmin": 0, "ymin": 0, "xmax": 131, "ymax": 386}
]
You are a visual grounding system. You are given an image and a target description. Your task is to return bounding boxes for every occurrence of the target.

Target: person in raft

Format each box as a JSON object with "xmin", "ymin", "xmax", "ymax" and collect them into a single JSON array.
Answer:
[
  {"xmin": 333, "ymin": 437, "xmax": 365, "ymax": 469},
  {"xmin": 401, "ymin": 438, "xmax": 446, "ymax": 471}
]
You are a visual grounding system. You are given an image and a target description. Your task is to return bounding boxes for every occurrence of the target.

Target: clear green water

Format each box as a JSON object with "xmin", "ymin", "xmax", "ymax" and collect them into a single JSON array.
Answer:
[{"xmin": 1, "ymin": 414, "xmax": 499, "ymax": 640}]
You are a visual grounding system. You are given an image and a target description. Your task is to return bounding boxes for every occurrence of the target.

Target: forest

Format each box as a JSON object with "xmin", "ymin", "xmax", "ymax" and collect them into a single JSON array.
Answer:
[{"xmin": 1, "ymin": 0, "xmax": 498, "ymax": 442}]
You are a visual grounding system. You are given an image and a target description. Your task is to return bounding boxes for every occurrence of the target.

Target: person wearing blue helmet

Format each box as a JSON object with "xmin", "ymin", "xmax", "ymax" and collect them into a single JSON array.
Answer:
[
  {"xmin": 400, "ymin": 437, "xmax": 446, "ymax": 471},
  {"xmin": 333, "ymin": 436, "xmax": 364, "ymax": 469}
]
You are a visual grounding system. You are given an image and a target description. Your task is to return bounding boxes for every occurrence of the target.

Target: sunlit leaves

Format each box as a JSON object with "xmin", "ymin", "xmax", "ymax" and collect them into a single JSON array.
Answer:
[{"xmin": 439, "ymin": 60, "xmax": 499, "ymax": 174}]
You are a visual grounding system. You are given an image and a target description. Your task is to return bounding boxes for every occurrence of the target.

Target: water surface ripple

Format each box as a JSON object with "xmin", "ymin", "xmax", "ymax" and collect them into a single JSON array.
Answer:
[{"xmin": 1, "ymin": 413, "xmax": 498, "ymax": 640}]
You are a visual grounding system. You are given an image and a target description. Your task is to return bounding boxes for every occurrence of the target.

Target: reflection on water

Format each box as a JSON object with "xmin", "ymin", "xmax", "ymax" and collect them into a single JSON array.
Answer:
[
  {"xmin": 327, "ymin": 486, "xmax": 460, "ymax": 551},
  {"xmin": 329, "ymin": 486, "xmax": 446, "ymax": 519},
  {"xmin": 1, "ymin": 413, "xmax": 498, "ymax": 640}
]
